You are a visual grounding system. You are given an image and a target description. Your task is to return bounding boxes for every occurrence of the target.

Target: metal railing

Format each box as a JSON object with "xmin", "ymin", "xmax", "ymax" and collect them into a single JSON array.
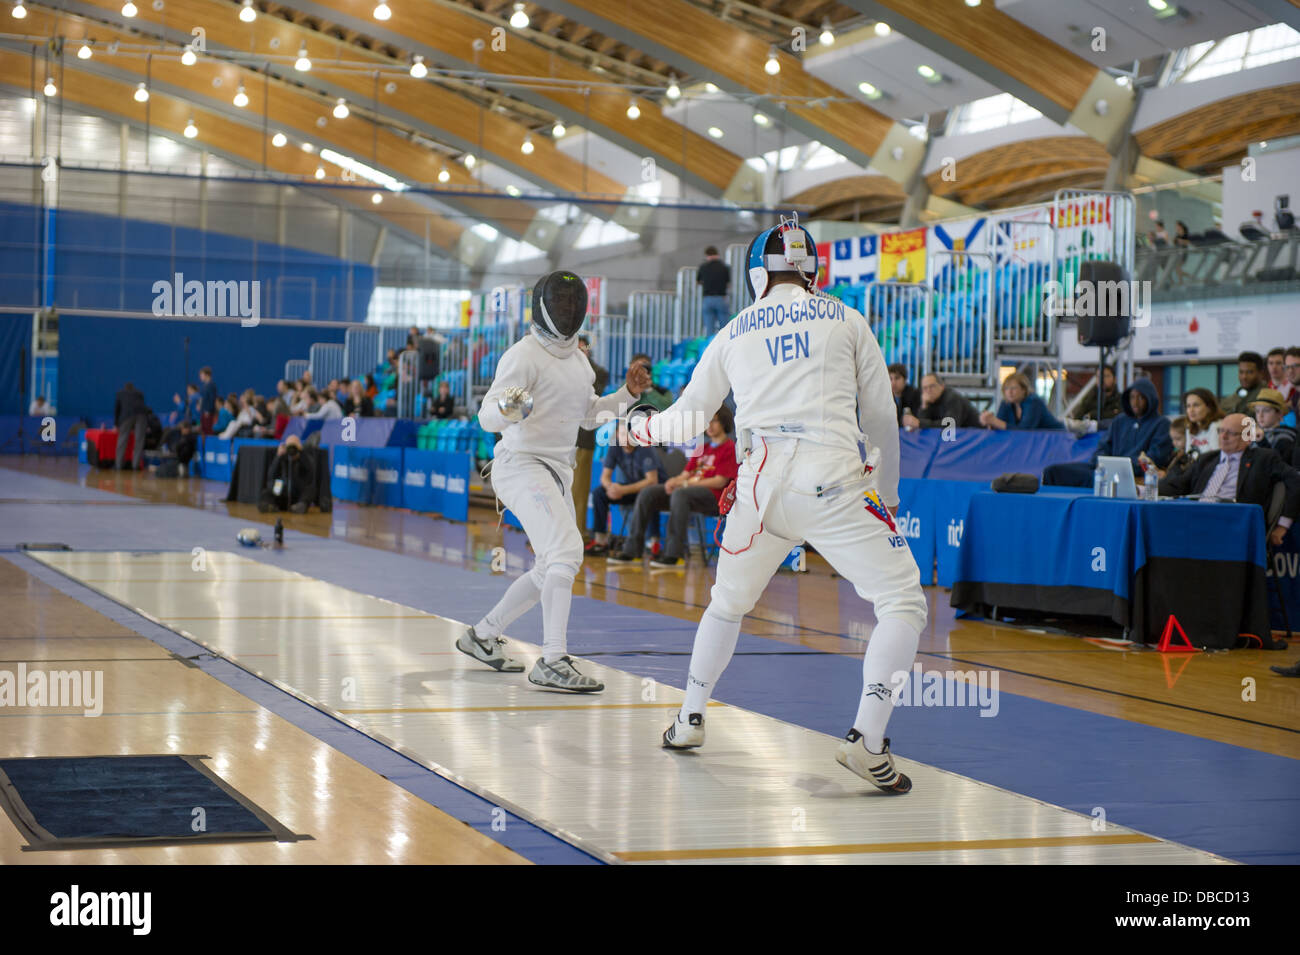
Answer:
[
  {"xmin": 990, "ymin": 216, "xmax": 1054, "ymax": 349},
  {"xmin": 308, "ymin": 342, "xmax": 344, "ymax": 386},
  {"xmin": 627, "ymin": 290, "xmax": 677, "ymax": 366},
  {"xmin": 930, "ymin": 250, "xmax": 994, "ymax": 386},
  {"xmin": 395, "ymin": 348, "xmax": 420, "ymax": 420},
  {"xmin": 864, "ymin": 281, "xmax": 931, "ymax": 392},
  {"xmin": 284, "ymin": 359, "xmax": 309, "ymax": 382},
  {"xmin": 726, "ymin": 242, "xmax": 749, "ymax": 318},
  {"xmin": 586, "ymin": 313, "xmax": 632, "ymax": 384},
  {"xmin": 674, "ymin": 266, "xmax": 704, "ymax": 341},
  {"xmin": 344, "ymin": 327, "xmax": 381, "ymax": 378},
  {"xmin": 1135, "ymin": 233, "xmax": 1300, "ymax": 295}
]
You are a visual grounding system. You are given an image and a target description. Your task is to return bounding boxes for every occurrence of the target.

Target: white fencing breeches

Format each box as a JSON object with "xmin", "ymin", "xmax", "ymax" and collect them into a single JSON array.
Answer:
[
  {"xmin": 475, "ymin": 449, "xmax": 584, "ymax": 660},
  {"xmin": 679, "ymin": 437, "xmax": 928, "ymax": 739}
]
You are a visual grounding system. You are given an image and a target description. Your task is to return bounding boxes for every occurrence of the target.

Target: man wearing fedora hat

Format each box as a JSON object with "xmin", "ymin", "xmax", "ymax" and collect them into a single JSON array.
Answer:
[{"xmin": 1250, "ymin": 388, "xmax": 1297, "ymax": 462}]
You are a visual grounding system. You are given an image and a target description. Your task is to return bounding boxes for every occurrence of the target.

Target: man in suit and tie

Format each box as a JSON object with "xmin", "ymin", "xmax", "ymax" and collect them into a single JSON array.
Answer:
[{"xmin": 1159, "ymin": 412, "xmax": 1300, "ymax": 550}]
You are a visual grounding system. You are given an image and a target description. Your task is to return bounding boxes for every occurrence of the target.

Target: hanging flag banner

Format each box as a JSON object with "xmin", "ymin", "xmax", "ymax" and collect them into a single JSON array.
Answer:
[
  {"xmin": 829, "ymin": 234, "xmax": 878, "ymax": 285},
  {"xmin": 930, "ymin": 217, "xmax": 988, "ymax": 258},
  {"xmin": 584, "ymin": 276, "xmax": 606, "ymax": 316},
  {"xmin": 879, "ymin": 227, "xmax": 927, "ymax": 282},
  {"xmin": 815, "ymin": 242, "xmax": 832, "ymax": 288}
]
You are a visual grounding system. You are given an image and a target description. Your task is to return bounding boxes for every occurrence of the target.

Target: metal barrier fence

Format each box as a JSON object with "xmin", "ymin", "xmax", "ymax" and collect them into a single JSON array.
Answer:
[
  {"xmin": 344, "ymin": 327, "xmax": 380, "ymax": 378},
  {"xmin": 587, "ymin": 313, "xmax": 632, "ymax": 383},
  {"xmin": 674, "ymin": 266, "xmax": 704, "ymax": 341},
  {"xmin": 725, "ymin": 242, "xmax": 749, "ymax": 319},
  {"xmin": 284, "ymin": 359, "xmax": 309, "ymax": 382},
  {"xmin": 379, "ymin": 326, "xmax": 410, "ymax": 363},
  {"xmin": 308, "ymin": 343, "xmax": 344, "ymax": 386},
  {"xmin": 930, "ymin": 250, "xmax": 994, "ymax": 386},
  {"xmin": 864, "ymin": 281, "xmax": 931, "ymax": 395},
  {"xmin": 991, "ymin": 216, "xmax": 1054, "ymax": 349},
  {"xmin": 395, "ymin": 348, "xmax": 421, "ymax": 420},
  {"xmin": 1050, "ymin": 188, "xmax": 1136, "ymax": 336},
  {"xmin": 627, "ymin": 290, "xmax": 677, "ymax": 366}
]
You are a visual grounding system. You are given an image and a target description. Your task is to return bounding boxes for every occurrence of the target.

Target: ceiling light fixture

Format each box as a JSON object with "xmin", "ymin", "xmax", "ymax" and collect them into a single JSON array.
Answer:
[
  {"xmin": 819, "ymin": 18, "xmax": 833, "ymax": 46},
  {"xmin": 463, "ymin": 153, "xmax": 476, "ymax": 168},
  {"xmin": 764, "ymin": 46, "xmax": 780, "ymax": 75},
  {"xmin": 520, "ymin": 136, "xmax": 534, "ymax": 154},
  {"xmin": 666, "ymin": 76, "xmax": 680, "ymax": 101},
  {"xmin": 180, "ymin": 44, "xmax": 196, "ymax": 65},
  {"xmin": 437, "ymin": 167, "xmax": 450, "ymax": 183},
  {"xmin": 509, "ymin": 2, "xmax": 528, "ymax": 29},
  {"xmin": 409, "ymin": 55, "xmax": 427, "ymax": 78},
  {"xmin": 121, "ymin": 1, "xmax": 137, "ymax": 17},
  {"xmin": 314, "ymin": 165, "xmax": 325, "ymax": 179},
  {"xmin": 626, "ymin": 99, "xmax": 640, "ymax": 119},
  {"xmin": 333, "ymin": 98, "xmax": 349, "ymax": 119},
  {"xmin": 77, "ymin": 41, "xmax": 93, "ymax": 59},
  {"xmin": 373, "ymin": 1, "xmax": 390, "ymax": 21},
  {"xmin": 294, "ymin": 46, "xmax": 311, "ymax": 71},
  {"xmin": 133, "ymin": 82, "xmax": 149, "ymax": 102},
  {"xmin": 371, "ymin": 191, "xmax": 383, "ymax": 204},
  {"xmin": 239, "ymin": 0, "xmax": 255, "ymax": 22},
  {"xmin": 184, "ymin": 118, "xmax": 198, "ymax": 138},
  {"xmin": 707, "ymin": 125, "xmax": 723, "ymax": 139},
  {"xmin": 874, "ymin": 21, "xmax": 890, "ymax": 36},
  {"xmin": 11, "ymin": 1, "xmax": 27, "ymax": 19},
  {"xmin": 233, "ymin": 85, "xmax": 249, "ymax": 108},
  {"xmin": 43, "ymin": 77, "xmax": 56, "ymax": 97},
  {"xmin": 552, "ymin": 122, "xmax": 565, "ymax": 137},
  {"xmin": 272, "ymin": 132, "xmax": 287, "ymax": 147}
]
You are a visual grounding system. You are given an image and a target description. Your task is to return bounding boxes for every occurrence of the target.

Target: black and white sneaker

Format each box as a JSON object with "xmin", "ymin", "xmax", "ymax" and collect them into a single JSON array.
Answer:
[
  {"xmin": 455, "ymin": 627, "xmax": 525, "ymax": 672},
  {"xmin": 649, "ymin": 555, "xmax": 682, "ymax": 569},
  {"xmin": 528, "ymin": 655, "xmax": 604, "ymax": 692},
  {"xmin": 662, "ymin": 711, "xmax": 704, "ymax": 749},
  {"xmin": 836, "ymin": 731, "xmax": 912, "ymax": 794},
  {"xmin": 605, "ymin": 552, "xmax": 639, "ymax": 565}
]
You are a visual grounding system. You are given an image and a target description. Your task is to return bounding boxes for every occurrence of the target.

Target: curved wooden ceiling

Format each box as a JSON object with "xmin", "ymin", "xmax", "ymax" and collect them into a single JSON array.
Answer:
[
  {"xmin": 925, "ymin": 136, "xmax": 1110, "ymax": 210},
  {"xmin": 1136, "ymin": 82, "xmax": 1300, "ymax": 172}
]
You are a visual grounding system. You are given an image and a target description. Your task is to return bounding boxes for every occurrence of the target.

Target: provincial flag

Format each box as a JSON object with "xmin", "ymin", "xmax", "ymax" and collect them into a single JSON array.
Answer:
[
  {"xmin": 829, "ymin": 234, "xmax": 878, "ymax": 286},
  {"xmin": 879, "ymin": 227, "xmax": 927, "ymax": 283}
]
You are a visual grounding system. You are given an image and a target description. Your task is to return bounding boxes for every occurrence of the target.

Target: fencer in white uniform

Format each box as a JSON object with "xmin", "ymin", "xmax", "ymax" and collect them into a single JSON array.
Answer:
[
  {"xmin": 461, "ymin": 270, "xmax": 651, "ymax": 692},
  {"xmin": 630, "ymin": 217, "xmax": 928, "ymax": 792}
]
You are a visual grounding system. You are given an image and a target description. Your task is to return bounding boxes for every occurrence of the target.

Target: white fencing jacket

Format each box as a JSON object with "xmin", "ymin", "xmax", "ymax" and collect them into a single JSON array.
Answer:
[
  {"xmin": 640, "ymin": 283, "xmax": 902, "ymax": 505},
  {"xmin": 479, "ymin": 331, "xmax": 636, "ymax": 476}
]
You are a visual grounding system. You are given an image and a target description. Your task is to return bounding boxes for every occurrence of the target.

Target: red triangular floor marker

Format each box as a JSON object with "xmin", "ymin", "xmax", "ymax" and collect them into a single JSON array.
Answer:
[{"xmin": 1156, "ymin": 614, "xmax": 1199, "ymax": 653}]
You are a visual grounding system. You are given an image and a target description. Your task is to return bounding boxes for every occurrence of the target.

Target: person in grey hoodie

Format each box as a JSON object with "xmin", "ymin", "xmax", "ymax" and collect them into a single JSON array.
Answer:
[{"xmin": 1043, "ymin": 378, "xmax": 1172, "ymax": 487}]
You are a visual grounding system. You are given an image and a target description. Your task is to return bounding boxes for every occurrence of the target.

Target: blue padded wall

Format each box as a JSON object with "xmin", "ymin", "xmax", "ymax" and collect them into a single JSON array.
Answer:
[{"xmin": 57, "ymin": 315, "xmax": 348, "ymax": 419}]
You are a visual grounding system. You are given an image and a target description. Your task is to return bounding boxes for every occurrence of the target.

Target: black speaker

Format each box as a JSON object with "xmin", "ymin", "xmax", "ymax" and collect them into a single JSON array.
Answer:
[
  {"xmin": 417, "ymin": 338, "xmax": 441, "ymax": 381},
  {"xmin": 1075, "ymin": 259, "xmax": 1131, "ymax": 347}
]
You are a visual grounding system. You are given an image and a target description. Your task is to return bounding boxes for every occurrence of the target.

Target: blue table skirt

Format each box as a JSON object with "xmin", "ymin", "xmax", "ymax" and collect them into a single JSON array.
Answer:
[{"xmin": 951, "ymin": 488, "xmax": 1269, "ymax": 647}]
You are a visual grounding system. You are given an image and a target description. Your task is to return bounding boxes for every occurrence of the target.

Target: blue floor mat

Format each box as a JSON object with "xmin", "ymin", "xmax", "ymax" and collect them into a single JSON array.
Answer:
[{"xmin": 0, "ymin": 755, "xmax": 303, "ymax": 850}]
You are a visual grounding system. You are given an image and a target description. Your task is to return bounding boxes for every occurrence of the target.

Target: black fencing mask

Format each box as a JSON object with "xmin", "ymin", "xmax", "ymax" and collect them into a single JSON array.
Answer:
[{"xmin": 532, "ymin": 270, "xmax": 588, "ymax": 341}]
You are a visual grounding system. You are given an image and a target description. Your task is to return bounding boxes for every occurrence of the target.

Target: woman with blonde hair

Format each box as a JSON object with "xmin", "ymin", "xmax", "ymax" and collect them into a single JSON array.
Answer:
[
  {"xmin": 1182, "ymin": 387, "xmax": 1221, "ymax": 456},
  {"xmin": 980, "ymin": 372, "xmax": 1063, "ymax": 430}
]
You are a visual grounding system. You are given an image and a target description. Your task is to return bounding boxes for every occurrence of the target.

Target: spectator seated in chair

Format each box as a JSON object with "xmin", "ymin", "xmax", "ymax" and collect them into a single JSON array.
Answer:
[
  {"xmin": 1159, "ymin": 417, "xmax": 1194, "ymax": 480},
  {"xmin": 1219, "ymin": 350, "xmax": 1267, "ymax": 415},
  {"xmin": 587, "ymin": 423, "xmax": 661, "ymax": 556},
  {"xmin": 888, "ymin": 363, "xmax": 921, "ymax": 426},
  {"xmin": 258, "ymin": 435, "xmax": 317, "ymax": 514},
  {"xmin": 1249, "ymin": 389, "xmax": 1296, "ymax": 461},
  {"xmin": 160, "ymin": 419, "xmax": 198, "ymax": 474},
  {"xmin": 979, "ymin": 372, "xmax": 1062, "ymax": 431},
  {"xmin": 1043, "ymin": 378, "xmax": 1172, "ymax": 487},
  {"xmin": 1158, "ymin": 413, "xmax": 1300, "ymax": 551},
  {"xmin": 608, "ymin": 405, "xmax": 737, "ymax": 568},
  {"xmin": 901, "ymin": 373, "xmax": 980, "ymax": 430}
]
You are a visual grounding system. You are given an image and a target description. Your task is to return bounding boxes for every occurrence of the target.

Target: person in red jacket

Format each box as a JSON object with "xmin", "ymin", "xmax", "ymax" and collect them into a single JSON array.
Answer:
[{"xmin": 608, "ymin": 405, "xmax": 737, "ymax": 568}]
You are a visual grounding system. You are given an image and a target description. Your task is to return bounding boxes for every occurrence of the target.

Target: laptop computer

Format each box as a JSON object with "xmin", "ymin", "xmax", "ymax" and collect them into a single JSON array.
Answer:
[{"xmin": 1096, "ymin": 456, "xmax": 1139, "ymax": 499}]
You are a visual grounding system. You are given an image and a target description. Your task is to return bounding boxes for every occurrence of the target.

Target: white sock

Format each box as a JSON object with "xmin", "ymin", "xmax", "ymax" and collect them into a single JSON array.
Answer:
[
  {"xmin": 540, "ymin": 569, "xmax": 575, "ymax": 663},
  {"xmin": 475, "ymin": 572, "xmax": 542, "ymax": 640},
  {"xmin": 853, "ymin": 617, "xmax": 922, "ymax": 753},
  {"xmin": 680, "ymin": 608, "xmax": 742, "ymax": 719}
]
